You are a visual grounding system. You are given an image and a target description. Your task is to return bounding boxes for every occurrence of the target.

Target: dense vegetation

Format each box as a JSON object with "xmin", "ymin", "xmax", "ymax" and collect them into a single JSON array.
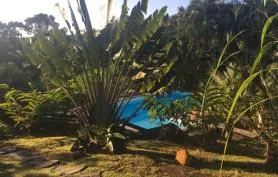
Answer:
[{"xmin": 0, "ymin": 0, "xmax": 277, "ymax": 175}]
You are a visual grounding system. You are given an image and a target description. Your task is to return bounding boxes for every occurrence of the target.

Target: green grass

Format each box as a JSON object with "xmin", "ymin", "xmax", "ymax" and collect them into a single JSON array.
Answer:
[{"xmin": 0, "ymin": 136, "xmax": 277, "ymax": 177}]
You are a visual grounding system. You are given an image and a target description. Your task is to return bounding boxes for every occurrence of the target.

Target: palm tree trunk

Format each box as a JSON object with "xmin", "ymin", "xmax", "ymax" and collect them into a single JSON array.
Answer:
[{"xmin": 107, "ymin": 0, "xmax": 114, "ymax": 24}]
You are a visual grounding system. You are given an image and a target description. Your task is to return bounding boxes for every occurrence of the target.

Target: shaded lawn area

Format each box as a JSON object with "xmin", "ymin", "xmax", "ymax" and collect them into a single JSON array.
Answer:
[{"xmin": 0, "ymin": 136, "xmax": 278, "ymax": 177}]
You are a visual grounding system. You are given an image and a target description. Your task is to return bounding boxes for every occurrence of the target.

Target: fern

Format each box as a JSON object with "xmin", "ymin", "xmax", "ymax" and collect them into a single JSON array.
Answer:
[{"xmin": 0, "ymin": 89, "xmax": 70, "ymax": 135}]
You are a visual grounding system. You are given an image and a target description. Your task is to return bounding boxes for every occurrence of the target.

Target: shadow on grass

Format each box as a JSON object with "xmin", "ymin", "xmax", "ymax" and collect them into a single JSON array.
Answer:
[
  {"xmin": 0, "ymin": 157, "xmax": 53, "ymax": 177},
  {"xmin": 191, "ymin": 158, "xmax": 278, "ymax": 174},
  {"xmin": 126, "ymin": 149, "xmax": 176, "ymax": 164},
  {"xmin": 127, "ymin": 139, "xmax": 278, "ymax": 175},
  {"xmin": 48, "ymin": 151, "xmax": 74, "ymax": 161},
  {"xmin": 127, "ymin": 148, "xmax": 276, "ymax": 174},
  {"xmin": 23, "ymin": 174, "xmax": 51, "ymax": 177},
  {"xmin": 193, "ymin": 138, "xmax": 277, "ymax": 174},
  {"xmin": 204, "ymin": 138, "xmax": 265, "ymax": 159},
  {"xmin": 0, "ymin": 142, "xmax": 64, "ymax": 177},
  {"xmin": 0, "ymin": 162, "xmax": 17, "ymax": 177}
]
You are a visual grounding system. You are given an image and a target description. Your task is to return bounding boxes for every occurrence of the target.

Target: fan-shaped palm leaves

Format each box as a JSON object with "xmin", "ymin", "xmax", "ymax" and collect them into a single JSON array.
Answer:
[{"xmin": 21, "ymin": 0, "xmax": 174, "ymax": 144}]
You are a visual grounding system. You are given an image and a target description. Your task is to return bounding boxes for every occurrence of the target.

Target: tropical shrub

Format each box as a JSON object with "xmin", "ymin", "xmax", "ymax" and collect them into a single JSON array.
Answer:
[
  {"xmin": 145, "ymin": 9, "xmax": 278, "ymax": 150},
  {"xmin": 145, "ymin": 32, "xmax": 245, "ymax": 147},
  {"xmin": 217, "ymin": 14, "xmax": 278, "ymax": 169},
  {"xmin": 0, "ymin": 88, "xmax": 70, "ymax": 135},
  {"xmin": 22, "ymin": 0, "xmax": 177, "ymax": 152},
  {"xmin": 0, "ymin": 120, "xmax": 11, "ymax": 139},
  {"xmin": 0, "ymin": 22, "xmax": 44, "ymax": 92},
  {"xmin": 158, "ymin": 0, "xmax": 278, "ymax": 92}
]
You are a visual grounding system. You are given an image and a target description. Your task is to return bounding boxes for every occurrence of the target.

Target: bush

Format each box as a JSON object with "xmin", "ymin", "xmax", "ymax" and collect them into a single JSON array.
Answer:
[
  {"xmin": 0, "ymin": 89, "xmax": 72, "ymax": 135},
  {"xmin": 0, "ymin": 120, "xmax": 11, "ymax": 139}
]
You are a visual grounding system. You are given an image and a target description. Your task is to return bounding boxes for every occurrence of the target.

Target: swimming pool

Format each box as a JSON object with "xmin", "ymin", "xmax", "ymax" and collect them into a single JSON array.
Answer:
[{"xmin": 121, "ymin": 91, "xmax": 191, "ymax": 129}]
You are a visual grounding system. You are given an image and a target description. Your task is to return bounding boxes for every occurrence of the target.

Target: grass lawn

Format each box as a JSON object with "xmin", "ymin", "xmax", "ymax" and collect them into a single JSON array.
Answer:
[{"xmin": 0, "ymin": 136, "xmax": 277, "ymax": 177}]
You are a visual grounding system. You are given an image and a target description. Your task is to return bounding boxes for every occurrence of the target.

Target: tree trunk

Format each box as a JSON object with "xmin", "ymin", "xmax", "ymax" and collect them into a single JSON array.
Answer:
[
  {"xmin": 265, "ymin": 140, "xmax": 272, "ymax": 157},
  {"xmin": 106, "ymin": 0, "xmax": 114, "ymax": 24},
  {"xmin": 264, "ymin": 140, "xmax": 278, "ymax": 165}
]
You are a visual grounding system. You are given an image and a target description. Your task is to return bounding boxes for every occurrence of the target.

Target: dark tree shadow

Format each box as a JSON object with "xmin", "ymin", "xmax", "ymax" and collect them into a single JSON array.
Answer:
[
  {"xmin": 23, "ymin": 174, "xmax": 51, "ymax": 177},
  {"xmin": 126, "ymin": 139, "xmax": 278, "ymax": 175},
  {"xmin": 0, "ymin": 143, "xmax": 62, "ymax": 177},
  {"xmin": 191, "ymin": 157, "xmax": 278, "ymax": 174},
  {"xmin": 204, "ymin": 138, "xmax": 266, "ymax": 159},
  {"xmin": 0, "ymin": 162, "xmax": 17, "ymax": 177},
  {"xmin": 126, "ymin": 149, "xmax": 176, "ymax": 164}
]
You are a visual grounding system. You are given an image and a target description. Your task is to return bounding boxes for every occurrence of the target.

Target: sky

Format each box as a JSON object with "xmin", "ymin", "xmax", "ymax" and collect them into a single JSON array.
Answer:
[{"xmin": 0, "ymin": 0, "xmax": 190, "ymax": 29}]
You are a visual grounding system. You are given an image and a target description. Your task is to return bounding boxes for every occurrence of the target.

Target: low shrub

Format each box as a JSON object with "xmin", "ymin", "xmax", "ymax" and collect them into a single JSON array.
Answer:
[
  {"xmin": 0, "ymin": 89, "xmax": 72, "ymax": 135},
  {"xmin": 0, "ymin": 120, "xmax": 11, "ymax": 139}
]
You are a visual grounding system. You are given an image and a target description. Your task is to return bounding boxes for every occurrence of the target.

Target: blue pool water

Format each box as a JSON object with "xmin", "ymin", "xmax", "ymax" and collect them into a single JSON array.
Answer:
[{"xmin": 121, "ymin": 91, "xmax": 191, "ymax": 129}]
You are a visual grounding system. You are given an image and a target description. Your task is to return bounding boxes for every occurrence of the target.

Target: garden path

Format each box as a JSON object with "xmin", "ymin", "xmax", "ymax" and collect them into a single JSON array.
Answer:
[{"xmin": 0, "ymin": 144, "xmax": 101, "ymax": 177}]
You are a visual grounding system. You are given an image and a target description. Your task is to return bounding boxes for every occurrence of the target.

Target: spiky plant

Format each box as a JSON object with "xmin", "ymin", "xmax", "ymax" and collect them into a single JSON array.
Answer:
[
  {"xmin": 219, "ymin": 14, "xmax": 278, "ymax": 171},
  {"xmin": 22, "ymin": 0, "xmax": 175, "ymax": 150}
]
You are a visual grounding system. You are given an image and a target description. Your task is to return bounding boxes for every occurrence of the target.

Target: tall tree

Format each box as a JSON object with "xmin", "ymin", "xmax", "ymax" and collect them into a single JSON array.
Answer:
[
  {"xmin": 25, "ymin": 13, "xmax": 58, "ymax": 33},
  {"xmin": 0, "ymin": 22, "xmax": 43, "ymax": 91},
  {"xmin": 107, "ymin": 0, "xmax": 114, "ymax": 24},
  {"xmin": 160, "ymin": 0, "xmax": 278, "ymax": 91}
]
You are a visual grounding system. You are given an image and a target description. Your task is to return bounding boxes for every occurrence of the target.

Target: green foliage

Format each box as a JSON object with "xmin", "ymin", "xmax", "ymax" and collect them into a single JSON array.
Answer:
[
  {"xmin": 0, "ymin": 0, "xmax": 275, "ymax": 163},
  {"xmin": 75, "ymin": 124, "xmax": 127, "ymax": 153},
  {"xmin": 144, "ymin": 0, "xmax": 277, "ymax": 149},
  {"xmin": 159, "ymin": 0, "xmax": 278, "ymax": 92},
  {"xmin": 145, "ymin": 82, "xmax": 231, "ymax": 139},
  {"xmin": 0, "ymin": 83, "xmax": 8, "ymax": 88},
  {"xmin": 226, "ymin": 15, "xmax": 278, "ymax": 124},
  {"xmin": 191, "ymin": 31, "xmax": 246, "ymax": 139},
  {"xmin": 24, "ymin": 13, "xmax": 59, "ymax": 33},
  {"xmin": 0, "ymin": 22, "xmax": 44, "ymax": 92},
  {"xmin": 217, "ymin": 14, "xmax": 278, "ymax": 171},
  {"xmin": 145, "ymin": 95, "xmax": 198, "ymax": 127},
  {"xmin": 0, "ymin": 120, "xmax": 11, "ymax": 139},
  {"xmin": 0, "ymin": 88, "xmax": 70, "ymax": 135},
  {"xmin": 21, "ymin": 0, "xmax": 173, "ymax": 145}
]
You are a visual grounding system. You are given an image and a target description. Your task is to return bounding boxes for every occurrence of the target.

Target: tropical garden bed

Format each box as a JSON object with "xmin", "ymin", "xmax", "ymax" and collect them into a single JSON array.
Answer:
[
  {"xmin": 0, "ymin": 0, "xmax": 278, "ymax": 176},
  {"xmin": 1, "ymin": 136, "xmax": 278, "ymax": 177}
]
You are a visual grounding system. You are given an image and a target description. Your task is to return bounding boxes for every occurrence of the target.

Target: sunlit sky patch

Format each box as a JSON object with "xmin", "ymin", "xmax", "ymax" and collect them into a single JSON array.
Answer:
[{"xmin": 0, "ymin": 0, "xmax": 190, "ymax": 29}]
